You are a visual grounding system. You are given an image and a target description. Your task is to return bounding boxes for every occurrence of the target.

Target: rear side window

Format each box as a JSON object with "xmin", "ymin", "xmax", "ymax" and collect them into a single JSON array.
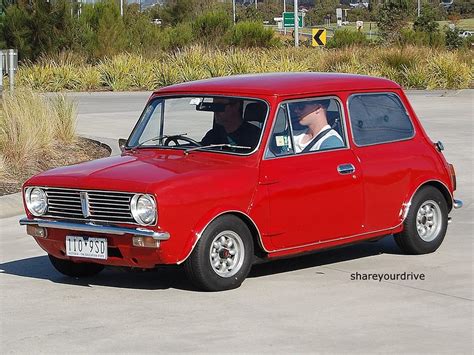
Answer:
[{"xmin": 348, "ymin": 93, "xmax": 414, "ymax": 146}]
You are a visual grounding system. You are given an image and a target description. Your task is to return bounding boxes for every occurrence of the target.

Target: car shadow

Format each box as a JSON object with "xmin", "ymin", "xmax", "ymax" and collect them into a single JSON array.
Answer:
[
  {"xmin": 0, "ymin": 235, "xmax": 402, "ymax": 291},
  {"xmin": 249, "ymin": 235, "xmax": 401, "ymax": 278}
]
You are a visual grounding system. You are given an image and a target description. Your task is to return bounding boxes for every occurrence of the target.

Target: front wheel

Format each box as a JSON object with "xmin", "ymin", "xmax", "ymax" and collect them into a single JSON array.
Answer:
[
  {"xmin": 394, "ymin": 186, "xmax": 448, "ymax": 254},
  {"xmin": 49, "ymin": 255, "xmax": 104, "ymax": 278},
  {"xmin": 184, "ymin": 215, "xmax": 254, "ymax": 291}
]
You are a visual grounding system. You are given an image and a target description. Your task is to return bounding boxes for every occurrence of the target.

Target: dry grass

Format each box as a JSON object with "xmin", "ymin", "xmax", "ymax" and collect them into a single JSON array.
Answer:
[
  {"xmin": 0, "ymin": 89, "xmax": 78, "ymax": 183},
  {"xmin": 14, "ymin": 46, "xmax": 474, "ymax": 91}
]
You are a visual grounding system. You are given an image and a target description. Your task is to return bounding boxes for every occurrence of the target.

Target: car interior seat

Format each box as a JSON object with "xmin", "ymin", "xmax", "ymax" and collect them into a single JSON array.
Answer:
[{"xmin": 243, "ymin": 102, "xmax": 267, "ymax": 128}]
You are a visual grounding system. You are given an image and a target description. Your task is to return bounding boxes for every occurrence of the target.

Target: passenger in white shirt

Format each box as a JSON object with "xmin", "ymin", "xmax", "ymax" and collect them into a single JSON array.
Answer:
[{"xmin": 292, "ymin": 99, "xmax": 344, "ymax": 153}]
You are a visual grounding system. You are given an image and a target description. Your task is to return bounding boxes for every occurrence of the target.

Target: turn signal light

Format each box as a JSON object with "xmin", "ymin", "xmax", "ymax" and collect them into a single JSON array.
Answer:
[
  {"xmin": 132, "ymin": 236, "xmax": 160, "ymax": 248},
  {"xmin": 26, "ymin": 225, "xmax": 47, "ymax": 238},
  {"xmin": 448, "ymin": 164, "xmax": 457, "ymax": 191}
]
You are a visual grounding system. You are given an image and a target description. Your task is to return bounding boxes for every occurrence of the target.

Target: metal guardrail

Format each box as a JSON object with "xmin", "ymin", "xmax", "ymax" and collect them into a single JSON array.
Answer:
[{"xmin": 1, "ymin": 49, "xmax": 18, "ymax": 95}]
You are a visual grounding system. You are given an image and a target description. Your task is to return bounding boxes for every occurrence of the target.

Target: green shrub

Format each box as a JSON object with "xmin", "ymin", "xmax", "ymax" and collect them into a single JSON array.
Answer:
[
  {"xmin": 445, "ymin": 28, "xmax": 464, "ymax": 50},
  {"xmin": 427, "ymin": 52, "xmax": 472, "ymax": 89},
  {"xmin": 326, "ymin": 29, "xmax": 368, "ymax": 49},
  {"xmin": 402, "ymin": 64, "xmax": 429, "ymax": 89},
  {"xmin": 192, "ymin": 11, "xmax": 232, "ymax": 46},
  {"xmin": 161, "ymin": 22, "xmax": 194, "ymax": 50},
  {"xmin": 98, "ymin": 54, "xmax": 135, "ymax": 91},
  {"xmin": 227, "ymin": 21, "xmax": 279, "ymax": 48},
  {"xmin": 14, "ymin": 47, "xmax": 474, "ymax": 91},
  {"xmin": 378, "ymin": 47, "xmax": 421, "ymax": 70}
]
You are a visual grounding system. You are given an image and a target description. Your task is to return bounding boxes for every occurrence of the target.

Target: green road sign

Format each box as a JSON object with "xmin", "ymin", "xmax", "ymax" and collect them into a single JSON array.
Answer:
[{"xmin": 283, "ymin": 12, "xmax": 303, "ymax": 28}]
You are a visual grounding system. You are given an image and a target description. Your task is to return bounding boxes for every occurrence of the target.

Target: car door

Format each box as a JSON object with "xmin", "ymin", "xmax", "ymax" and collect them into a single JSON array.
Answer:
[
  {"xmin": 259, "ymin": 97, "xmax": 364, "ymax": 251},
  {"xmin": 347, "ymin": 91, "xmax": 417, "ymax": 232}
]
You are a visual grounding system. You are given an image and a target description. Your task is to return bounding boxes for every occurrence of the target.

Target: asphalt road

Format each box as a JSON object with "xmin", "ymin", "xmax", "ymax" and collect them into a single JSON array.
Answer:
[{"xmin": 1, "ymin": 90, "xmax": 472, "ymax": 354}]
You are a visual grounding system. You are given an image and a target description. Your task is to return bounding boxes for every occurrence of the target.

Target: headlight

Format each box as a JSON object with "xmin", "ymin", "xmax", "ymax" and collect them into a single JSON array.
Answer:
[
  {"xmin": 130, "ymin": 194, "xmax": 156, "ymax": 225},
  {"xmin": 25, "ymin": 187, "xmax": 48, "ymax": 216}
]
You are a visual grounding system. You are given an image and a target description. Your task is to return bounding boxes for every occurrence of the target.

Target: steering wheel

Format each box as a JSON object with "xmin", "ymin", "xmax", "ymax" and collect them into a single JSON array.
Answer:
[{"xmin": 164, "ymin": 135, "xmax": 202, "ymax": 147}]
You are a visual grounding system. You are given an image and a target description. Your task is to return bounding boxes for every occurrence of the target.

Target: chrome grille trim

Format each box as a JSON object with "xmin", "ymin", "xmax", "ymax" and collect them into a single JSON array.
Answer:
[{"xmin": 42, "ymin": 187, "xmax": 139, "ymax": 225}]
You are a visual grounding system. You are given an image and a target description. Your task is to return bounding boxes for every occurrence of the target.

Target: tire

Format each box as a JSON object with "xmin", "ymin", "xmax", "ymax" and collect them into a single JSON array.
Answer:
[
  {"xmin": 49, "ymin": 254, "xmax": 104, "ymax": 278},
  {"xmin": 184, "ymin": 215, "xmax": 254, "ymax": 291},
  {"xmin": 394, "ymin": 186, "xmax": 448, "ymax": 255}
]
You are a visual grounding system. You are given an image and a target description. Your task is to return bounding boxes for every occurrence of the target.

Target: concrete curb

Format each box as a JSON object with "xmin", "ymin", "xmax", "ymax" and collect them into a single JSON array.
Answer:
[
  {"xmin": 0, "ymin": 136, "xmax": 115, "ymax": 219},
  {"xmin": 0, "ymin": 192, "xmax": 23, "ymax": 219}
]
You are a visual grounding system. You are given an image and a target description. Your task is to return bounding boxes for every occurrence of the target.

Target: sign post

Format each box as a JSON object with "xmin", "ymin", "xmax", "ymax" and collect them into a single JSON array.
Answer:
[
  {"xmin": 0, "ymin": 51, "xmax": 3, "ymax": 95},
  {"xmin": 336, "ymin": 8, "xmax": 342, "ymax": 27},
  {"xmin": 294, "ymin": 0, "xmax": 299, "ymax": 47}
]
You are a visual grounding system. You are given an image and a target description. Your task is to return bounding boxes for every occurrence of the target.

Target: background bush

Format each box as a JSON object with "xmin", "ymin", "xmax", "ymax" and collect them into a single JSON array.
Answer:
[
  {"xmin": 227, "ymin": 21, "xmax": 279, "ymax": 48},
  {"xmin": 326, "ymin": 29, "xmax": 369, "ymax": 49},
  {"xmin": 12, "ymin": 46, "xmax": 472, "ymax": 92}
]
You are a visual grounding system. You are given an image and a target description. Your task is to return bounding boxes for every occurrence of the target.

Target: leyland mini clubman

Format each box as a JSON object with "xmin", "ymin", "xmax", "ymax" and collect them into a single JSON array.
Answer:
[{"xmin": 20, "ymin": 73, "xmax": 462, "ymax": 291}]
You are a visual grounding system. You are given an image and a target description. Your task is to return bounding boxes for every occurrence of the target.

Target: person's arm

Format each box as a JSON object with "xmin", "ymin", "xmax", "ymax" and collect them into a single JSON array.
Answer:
[
  {"xmin": 319, "ymin": 135, "xmax": 344, "ymax": 150},
  {"xmin": 202, "ymin": 126, "xmax": 226, "ymax": 145}
]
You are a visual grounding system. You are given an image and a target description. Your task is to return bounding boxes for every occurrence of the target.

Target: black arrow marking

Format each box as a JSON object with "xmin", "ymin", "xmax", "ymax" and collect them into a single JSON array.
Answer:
[{"xmin": 314, "ymin": 29, "xmax": 325, "ymax": 45}]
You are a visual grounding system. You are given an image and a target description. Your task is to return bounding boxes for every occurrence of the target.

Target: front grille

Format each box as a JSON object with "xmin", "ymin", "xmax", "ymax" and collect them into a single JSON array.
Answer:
[{"xmin": 44, "ymin": 188, "xmax": 136, "ymax": 224}]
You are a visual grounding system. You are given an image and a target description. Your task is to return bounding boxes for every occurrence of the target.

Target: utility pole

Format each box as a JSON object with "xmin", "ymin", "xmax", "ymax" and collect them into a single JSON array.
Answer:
[
  {"xmin": 283, "ymin": 0, "xmax": 287, "ymax": 35},
  {"xmin": 294, "ymin": 0, "xmax": 298, "ymax": 47},
  {"xmin": 120, "ymin": 0, "xmax": 123, "ymax": 16},
  {"xmin": 417, "ymin": 0, "xmax": 421, "ymax": 17},
  {"xmin": 255, "ymin": 0, "xmax": 257, "ymax": 9}
]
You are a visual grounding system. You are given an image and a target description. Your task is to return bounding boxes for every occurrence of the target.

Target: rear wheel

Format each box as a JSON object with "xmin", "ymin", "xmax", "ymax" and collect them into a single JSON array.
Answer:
[
  {"xmin": 184, "ymin": 215, "xmax": 254, "ymax": 291},
  {"xmin": 394, "ymin": 186, "xmax": 448, "ymax": 254},
  {"xmin": 49, "ymin": 255, "xmax": 104, "ymax": 278}
]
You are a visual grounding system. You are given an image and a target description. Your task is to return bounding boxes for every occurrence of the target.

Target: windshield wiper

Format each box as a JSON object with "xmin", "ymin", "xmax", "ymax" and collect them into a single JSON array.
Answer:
[
  {"xmin": 130, "ymin": 134, "xmax": 188, "ymax": 152},
  {"xmin": 185, "ymin": 144, "xmax": 251, "ymax": 154}
]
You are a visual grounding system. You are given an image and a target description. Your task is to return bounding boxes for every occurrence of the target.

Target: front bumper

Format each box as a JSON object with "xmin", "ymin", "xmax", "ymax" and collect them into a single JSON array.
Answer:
[
  {"xmin": 453, "ymin": 199, "xmax": 463, "ymax": 209},
  {"xmin": 19, "ymin": 218, "xmax": 171, "ymax": 268},
  {"xmin": 19, "ymin": 218, "xmax": 170, "ymax": 240}
]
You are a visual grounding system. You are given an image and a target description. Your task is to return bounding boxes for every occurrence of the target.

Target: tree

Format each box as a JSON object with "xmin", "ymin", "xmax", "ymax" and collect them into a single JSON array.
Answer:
[
  {"xmin": 1, "ymin": 4, "xmax": 32, "ymax": 60},
  {"xmin": 413, "ymin": 5, "xmax": 439, "ymax": 33},
  {"xmin": 376, "ymin": 0, "xmax": 409, "ymax": 44}
]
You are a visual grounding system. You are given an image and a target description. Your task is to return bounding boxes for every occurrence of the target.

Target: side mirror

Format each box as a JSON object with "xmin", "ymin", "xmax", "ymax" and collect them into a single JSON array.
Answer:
[
  {"xmin": 434, "ymin": 141, "xmax": 444, "ymax": 152},
  {"xmin": 118, "ymin": 138, "xmax": 128, "ymax": 152}
]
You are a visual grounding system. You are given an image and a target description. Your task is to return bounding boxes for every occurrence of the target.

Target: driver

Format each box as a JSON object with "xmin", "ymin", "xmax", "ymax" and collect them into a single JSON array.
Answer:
[{"xmin": 201, "ymin": 98, "xmax": 260, "ymax": 149}]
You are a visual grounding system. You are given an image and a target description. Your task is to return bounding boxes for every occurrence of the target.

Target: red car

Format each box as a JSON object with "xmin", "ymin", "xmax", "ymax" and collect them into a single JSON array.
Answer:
[{"xmin": 20, "ymin": 73, "xmax": 462, "ymax": 291}]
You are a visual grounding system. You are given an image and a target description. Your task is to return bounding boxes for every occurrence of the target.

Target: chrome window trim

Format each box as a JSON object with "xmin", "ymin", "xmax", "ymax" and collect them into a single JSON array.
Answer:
[
  {"xmin": 263, "ymin": 95, "xmax": 350, "ymax": 161},
  {"xmin": 126, "ymin": 94, "xmax": 270, "ymax": 157},
  {"xmin": 23, "ymin": 186, "xmax": 157, "ymax": 227},
  {"xmin": 346, "ymin": 92, "xmax": 416, "ymax": 148}
]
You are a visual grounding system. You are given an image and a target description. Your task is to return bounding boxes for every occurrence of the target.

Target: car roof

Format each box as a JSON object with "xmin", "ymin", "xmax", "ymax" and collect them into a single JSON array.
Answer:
[{"xmin": 155, "ymin": 72, "xmax": 400, "ymax": 97}]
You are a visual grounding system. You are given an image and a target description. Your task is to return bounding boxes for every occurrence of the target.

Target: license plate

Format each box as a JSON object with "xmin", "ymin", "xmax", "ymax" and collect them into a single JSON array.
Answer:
[{"xmin": 66, "ymin": 236, "xmax": 108, "ymax": 260}]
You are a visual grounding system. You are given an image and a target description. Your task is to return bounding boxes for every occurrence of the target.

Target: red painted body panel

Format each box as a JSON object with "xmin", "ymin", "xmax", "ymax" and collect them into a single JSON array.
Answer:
[
  {"xmin": 22, "ymin": 73, "xmax": 455, "ymax": 268},
  {"xmin": 258, "ymin": 149, "xmax": 364, "ymax": 250}
]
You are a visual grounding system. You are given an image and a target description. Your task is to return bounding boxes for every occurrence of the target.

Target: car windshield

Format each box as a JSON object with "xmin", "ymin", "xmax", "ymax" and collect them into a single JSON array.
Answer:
[{"xmin": 127, "ymin": 96, "xmax": 268, "ymax": 154}]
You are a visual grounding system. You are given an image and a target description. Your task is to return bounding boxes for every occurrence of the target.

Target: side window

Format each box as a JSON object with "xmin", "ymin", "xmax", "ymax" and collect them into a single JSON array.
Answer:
[
  {"xmin": 265, "ymin": 106, "xmax": 294, "ymax": 158},
  {"xmin": 288, "ymin": 97, "xmax": 346, "ymax": 154},
  {"xmin": 348, "ymin": 93, "xmax": 414, "ymax": 146}
]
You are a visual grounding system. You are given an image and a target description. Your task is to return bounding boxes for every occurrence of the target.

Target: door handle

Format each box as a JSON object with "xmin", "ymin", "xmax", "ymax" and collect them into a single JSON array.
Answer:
[{"xmin": 337, "ymin": 164, "xmax": 355, "ymax": 175}]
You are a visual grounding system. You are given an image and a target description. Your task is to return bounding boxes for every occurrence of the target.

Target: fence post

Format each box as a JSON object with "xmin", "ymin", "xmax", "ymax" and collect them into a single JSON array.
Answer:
[
  {"xmin": 7, "ymin": 49, "xmax": 18, "ymax": 93},
  {"xmin": 0, "ymin": 50, "xmax": 3, "ymax": 97}
]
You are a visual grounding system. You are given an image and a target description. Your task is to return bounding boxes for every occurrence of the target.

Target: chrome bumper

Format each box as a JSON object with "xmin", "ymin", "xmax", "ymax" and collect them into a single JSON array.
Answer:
[
  {"xmin": 19, "ymin": 218, "xmax": 170, "ymax": 240},
  {"xmin": 453, "ymin": 199, "xmax": 463, "ymax": 209}
]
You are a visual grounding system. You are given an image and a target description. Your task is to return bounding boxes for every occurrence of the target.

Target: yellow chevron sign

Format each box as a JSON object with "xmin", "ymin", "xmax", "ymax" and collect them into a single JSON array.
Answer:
[{"xmin": 312, "ymin": 29, "xmax": 327, "ymax": 47}]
